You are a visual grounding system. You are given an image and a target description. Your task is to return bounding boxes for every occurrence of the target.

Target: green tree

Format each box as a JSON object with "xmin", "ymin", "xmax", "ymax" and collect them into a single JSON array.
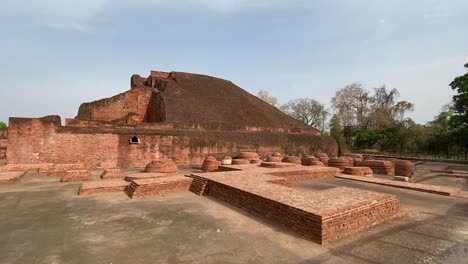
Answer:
[
  {"xmin": 329, "ymin": 115, "xmax": 344, "ymax": 141},
  {"xmin": 0, "ymin": 122, "xmax": 6, "ymax": 128},
  {"xmin": 449, "ymin": 63, "xmax": 468, "ymax": 127}
]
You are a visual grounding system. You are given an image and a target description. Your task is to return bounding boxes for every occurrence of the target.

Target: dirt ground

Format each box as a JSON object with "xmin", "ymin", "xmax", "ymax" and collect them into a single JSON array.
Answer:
[{"xmin": 0, "ymin": 164, "xmax": 467, "ymax": 264}]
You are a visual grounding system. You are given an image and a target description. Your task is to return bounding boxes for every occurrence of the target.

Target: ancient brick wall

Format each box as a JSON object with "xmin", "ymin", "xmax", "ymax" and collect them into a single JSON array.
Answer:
[
  {"xmin": 6, "ymin": 117, "xmax": 338, "ymax": 168},
  {"xmin": 0, "ymin": 128, "xmax": 7, "ymax": 159},
  {"xmin": 76, "ymin": 88, "xmax": 152, "ymax": 123}
]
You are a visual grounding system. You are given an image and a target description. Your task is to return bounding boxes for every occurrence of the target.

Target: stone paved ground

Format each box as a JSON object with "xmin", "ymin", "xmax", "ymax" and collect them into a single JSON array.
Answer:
[{"xmin": 0, "ymin": 171, "xmax": 466, "ymax": 263}]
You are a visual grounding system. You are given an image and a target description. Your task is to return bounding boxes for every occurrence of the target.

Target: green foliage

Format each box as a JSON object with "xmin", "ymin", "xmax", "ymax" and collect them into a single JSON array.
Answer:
[
  {"xmin": 353, "ymin": 128, "xmax": 399, "ymax": 151},
  {"xmin": 353, "ymin": 129, "xmax": 380, "ymax": 149},
  {"xmin": 449, "ymin": 63, "xmax": 468, "ymax": 126},
  {"xmin": 0, "ymin": 122, "xmax": 6, "ymax": 128},
  {"xmin": 329, "ymin": 115, "xmax": 343, "ymax": 141}
]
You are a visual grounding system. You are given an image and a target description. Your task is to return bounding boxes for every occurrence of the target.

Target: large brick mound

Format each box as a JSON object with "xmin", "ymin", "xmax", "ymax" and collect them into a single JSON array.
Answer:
[
  {"xmin": 394, "ymin": 160, "xmax": 415, "ymax": 178},
  {"xmin": 75, "ymin": 71, "xmax": 321, "ymax": 134},
  {"xmin": 145, "ymin": 159, "xmax": 178, "ymax": 174}
]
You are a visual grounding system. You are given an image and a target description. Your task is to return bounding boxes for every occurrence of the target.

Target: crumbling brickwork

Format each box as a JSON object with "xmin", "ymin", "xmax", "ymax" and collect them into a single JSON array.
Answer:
[
  {"xmin": 6, "ymin": 116, "xmax": 338, "ymax": 168},
  {"xmin": 0, "ymin": 128, "xmax": 8, "ymax": 159}
]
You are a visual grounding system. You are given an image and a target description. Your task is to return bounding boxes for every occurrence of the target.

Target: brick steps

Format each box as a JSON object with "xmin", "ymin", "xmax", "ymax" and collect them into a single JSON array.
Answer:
[
  {"xmin": 125, "ymin": 176, "xmax": 193, "ymax": 199},
  {"xmin": 0, "ymin": 171, "xmax": 26, "ymax": 184},
  {"xmin": 336, "ymin": 174, "xmax": 462, "ymax": 196},
  {"xmin": 78, "ymin": 180, "xmax": 130, "ymax": 195}
]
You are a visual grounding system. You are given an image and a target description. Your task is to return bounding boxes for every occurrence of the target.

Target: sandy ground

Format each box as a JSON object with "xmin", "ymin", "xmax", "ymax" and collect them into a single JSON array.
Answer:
[{"xmin": 0, "ymin": 165, "xmax": 467, "ymax": 264}]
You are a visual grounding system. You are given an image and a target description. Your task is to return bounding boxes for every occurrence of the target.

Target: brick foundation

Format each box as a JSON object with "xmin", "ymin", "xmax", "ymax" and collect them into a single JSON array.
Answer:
[
  {"xmin": 0, "ymin": 172, "xmax": 26, "ymax": 184},
  {"xmin": 337, "ymin": 174, "xmax": 462, "ymax": 196},
  {"xmin": 60, "ymin": 170, "xmax": 92, "ymax": 182},
  {"xmin": 79, "ymin": 180, "xmax": 130, "ymax": 195},
  {"xmin": 125, "ymin": 176, "xmax": 193, "ymax": 199},
  {"xmin": 190, "ymin": 166, "xmax": 401, "ymax": 244},
  {"xmin": 101, "ymin": 168, "xmax": 126, "ymax": 179}
]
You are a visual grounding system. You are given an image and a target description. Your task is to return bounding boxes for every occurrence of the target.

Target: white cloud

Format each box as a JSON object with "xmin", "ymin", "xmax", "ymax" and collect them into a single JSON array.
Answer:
[{"xmin": 0, "ymin": 0, "xmax": 292, "ymax": 31}]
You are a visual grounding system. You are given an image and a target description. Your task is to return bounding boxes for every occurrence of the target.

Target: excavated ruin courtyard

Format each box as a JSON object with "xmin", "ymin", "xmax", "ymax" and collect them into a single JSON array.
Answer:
[{"xmin": 0, "ymin": 161, "xmax": 467, "ymax": 264}]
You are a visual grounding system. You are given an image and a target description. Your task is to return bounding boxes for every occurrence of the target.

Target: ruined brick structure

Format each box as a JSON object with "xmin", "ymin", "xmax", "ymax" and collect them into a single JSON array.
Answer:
[
  {"xmin": 0, "ymin": 128, "xmax": 7, "ymax": 159},
  {"xmin": 5, "ymin": 71, "xmax": 338, "ymax": 168}
]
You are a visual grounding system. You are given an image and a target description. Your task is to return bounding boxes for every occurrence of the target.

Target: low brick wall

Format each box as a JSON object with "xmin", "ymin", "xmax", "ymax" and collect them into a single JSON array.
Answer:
[
  {"xmin": 125, "ymin": 177, "xmax": 193, "ymax": 199},
  {"xmin": 190, "ymin": 167, "xmax": 401, "ymax": 244},
  {"xmin": 0, "ymin": 172, "xmax": 26, "ymax": 184},
  {"xmin": 337, "ymin": 174, "xmax": 462, "ymax": 196},
  {"xmin": 100, "ymin": 168, "xmax": 126, "ymax": 179},
  {"xmin": 79, "ymin": 180, "xmax": 130, "ymax": 195},
  {"xmin": 267, "ymin": 168, "xmax": 340, "ymax": 182},
  {"xmin": 60, "ymin": 170, "xmax": 92, "ymax": 182}
]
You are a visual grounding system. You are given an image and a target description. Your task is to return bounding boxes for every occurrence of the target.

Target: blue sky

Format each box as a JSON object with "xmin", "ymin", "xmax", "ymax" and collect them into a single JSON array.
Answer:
[{"xmin": 1, "ymin": 0, "xmax": 467, "ymax": 125}]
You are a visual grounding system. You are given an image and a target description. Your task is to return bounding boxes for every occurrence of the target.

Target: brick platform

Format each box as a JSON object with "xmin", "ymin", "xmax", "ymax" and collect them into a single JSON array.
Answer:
[
  {"xmin": 125, "ymin": 176, "xmax": 193, "ymax": 199},
  {"xmin": 189, "ymin": 166, "xmax": 401, "ymax": 244},
  {"xmin": 0, "ymin": 163, "xmax": 54, "ymax": 173},
  {"xmin": 0, "ymin": 172, "xmax": 26, "ymax": 184},
  {"xmin": 48, "ymin": 163, "xmax": 86, "ymax": 177},
  {"xmin": 101, "ymin": 168, "xmax": 126, "ymax": 179},
  {"xmin": 125, "ymin": 172, "xmax": 176, "ymax": 181},
  {"xmin": 221, "ymin": 164, "xmax": 340, "ymax": 182},
  {"xmin": 79, "ymin": 180, "xmax": 130, "ymax": 195},
  {"xmin": 337, "ymin": 174, "xmax": 462, "ymax": 196},
  {"xmin": 60, "ymin": 170, "xmax": 92, "ymax": 182}
]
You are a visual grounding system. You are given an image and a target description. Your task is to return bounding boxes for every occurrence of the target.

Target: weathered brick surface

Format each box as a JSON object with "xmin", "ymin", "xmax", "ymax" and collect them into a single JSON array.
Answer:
[
  {"xmin": 188, "ymin": 175, "xmax": 210, "ymax": 195},
  {"xmin": 191, "ymin": 167, "xmax": 401, "ymax": 244},
  {"xmin": 0, "ymin": 128, "xmax": 7, "ymax": 159},
  {"xmin": 343, "ymin": 166, "xmax": 373, "ymax": 177},
  {"xmin": 361, "ymin": 160, "xmax": 395, "ymax": 176},
  {"xmin": 6, "ymin": 116, "xmax": 338, "ymax": 168},
  {"xmin": 260, "ymin": 162, "xmax": 294, "ymax": 168},
  {"xmin": 0, "ymin": 171, "xmax": 25, "ymax": 184},
  {"xmin": 125, "ymin": 176, "xmax": 193, "ymax": 199},
  {"xmin": 47, "ymin": 164, "xmax": 86, "ymax": 177},
  {"xmin": 337, "ymin": 174, "xmax": 462, "ymax": 196},
  {"xmin": 79, "ymin": 180, "xmax": 130, "ymax": 195},
  {"xmin": 0, "ymin": 163, "xmax": 54, "ymax": 173},
  {"xmin": 60, "ymin": 170, "xmax": 92, "ymax": 182},
  {"xmin": 125, "ymin": 172, "xmax": 176, "ymax": 181},
  {"xmin": 101, "ymin": 168, "xmax": 126, "ymax": 179}
]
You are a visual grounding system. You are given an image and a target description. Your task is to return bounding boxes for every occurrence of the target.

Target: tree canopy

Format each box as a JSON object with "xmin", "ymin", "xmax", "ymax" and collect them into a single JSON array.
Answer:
[{"xmin": 0, "ymin": 122, "xmax": 7, "ymax": 129}]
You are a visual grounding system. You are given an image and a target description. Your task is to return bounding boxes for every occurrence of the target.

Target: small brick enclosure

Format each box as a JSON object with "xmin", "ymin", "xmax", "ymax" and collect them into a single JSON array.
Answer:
[{"xmin": 189, "ymin": 165, "xmax": 401, "ymax": 244}]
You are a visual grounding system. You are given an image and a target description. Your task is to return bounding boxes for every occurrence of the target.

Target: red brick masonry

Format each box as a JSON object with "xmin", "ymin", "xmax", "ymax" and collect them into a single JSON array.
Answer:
[
  {"xmin": 337, "ymin": 174, "xmax": 462, "ymax": 196},
  {"xmin": 0, "ymin": 171, "xmax": 26, "ymax": 184},
  {"xmin": 125, "ymin": 176, "xmax": 193, "ymax": 199},
  {"xmin": 190, "ymin": 165, "xmax": 401, "ymax": 244},
  {"xmin": 79, "ymin": 180, "xmax": 130, "ymax": 195},
  {"xmin": 101, "ymin": 168, "xmax": 126, "ymax": 179},
  {"xmin": 60, "ymin": 170, "xmax": 92, "ymax": 182}
]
